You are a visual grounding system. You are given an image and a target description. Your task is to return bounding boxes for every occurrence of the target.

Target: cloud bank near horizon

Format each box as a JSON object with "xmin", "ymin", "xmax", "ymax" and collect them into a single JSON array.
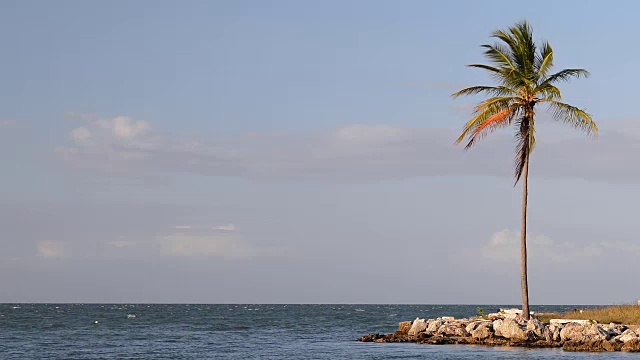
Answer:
[{"xmin": 53, "ymin": 115, "xmax": 640, "ymax": 184}]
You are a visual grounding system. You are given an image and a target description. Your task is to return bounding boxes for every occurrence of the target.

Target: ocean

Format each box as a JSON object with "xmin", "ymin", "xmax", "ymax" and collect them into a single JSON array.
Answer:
[{"xmin": 0, "ymin": 304, "xmax": 635, "ymax": 359}]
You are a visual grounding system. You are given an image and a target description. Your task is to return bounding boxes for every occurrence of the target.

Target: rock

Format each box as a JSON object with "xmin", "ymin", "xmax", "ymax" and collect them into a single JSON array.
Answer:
[
  {"xmin": 408, "ymin": 318, "xmax": 427, "ymax": 336},
  {"xmin": 549, "ymin": 323, "xmax": 563, "ymax": 342},
  {"xmin": 499, "ymin": 308, "xmax": 535, "ymax": 319},
  {"xmin": 360, "ymin": 333, "xmax": 384, "ymax": 342},
  {"xmin": 492, "ymin": 319, "xmax": 504, "ymax": 337},
  {"xmin": 427, "ymin": 318, "xmax": 444, "ymax": 333},
  {"xmin": 606, "ymin": 323, "xmax": 627, "ymax": 337},
  {"xmin": 465, "ymin": 321, "xmax": 482, "ymax": 333},
  {"xmin": 362, "ymin": 314, "xmax": 638, "ymax": 352},
  {"xmin": 550, "ymin": 319, "xmax": 591, "ymax": 326},
  {"xmin": 549, "ymin": 319, "xmax": 592, "ymax": 325},
  {"xmin": 470, "ymin": 326, "xmax": 492, "ymax": 340},
  {"xmin": 465, "ymin": 321, "xmax": 493, "ymax": 340},
  {"xmin": 501, "ymin": 308, "xmax": 522, "ymax": 319},
  {"xmin": 560, "ymin": 323, "xmax": 610, "ymax": 342},
  {"xmin": 441, "ymin": 316, "xmax": 455, "ymax": 321},
  {"xmin": 622, "ymin": 338, "xmax": 640, "ymax": 352},
  {"xmin": 526, "ymin": 318, "xmax": 546, "ymax": 339},
  {"xmin": 616, "ymin": 329, "xmax": 639, "ymax": 343},
  {"xmin": 494, "ymin": 318, "xmax": 530, "ymax": 341},
  {"xmin": 563, "ymin": 340, "xmax": 621, "ymax": 352},
  {"xmin": 436, "ymin": 323, "xmax": 469, "ymax": 337},
  {"xmin": 398, "ymin": 321, "xmax": 412, "ymax": 335}
]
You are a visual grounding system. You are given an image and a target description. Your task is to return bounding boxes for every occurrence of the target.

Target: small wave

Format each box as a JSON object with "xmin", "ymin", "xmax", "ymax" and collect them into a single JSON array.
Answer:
[
  {"xmin": 12, "ymin": 306, "xmax": 20, "ymax": 309},
  {"xmin": 127, "ymin": 314, "xmax": 136, "ymax": 318},
  {"xmin": 355, "ymin": 309, "xmax": 365, "ymax": 312}
]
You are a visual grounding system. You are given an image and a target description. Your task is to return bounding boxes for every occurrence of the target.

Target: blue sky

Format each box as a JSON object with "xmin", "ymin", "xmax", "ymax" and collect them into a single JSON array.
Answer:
[{"xmin": 2, "ymin": 0, "xmax": 640, "ymax": 304}]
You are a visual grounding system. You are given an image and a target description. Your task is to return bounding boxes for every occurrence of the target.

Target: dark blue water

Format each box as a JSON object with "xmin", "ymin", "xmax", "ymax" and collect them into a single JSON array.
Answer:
[{"xmin": 1, "ymin": 304, "xmax": 636, "ymax": 359}]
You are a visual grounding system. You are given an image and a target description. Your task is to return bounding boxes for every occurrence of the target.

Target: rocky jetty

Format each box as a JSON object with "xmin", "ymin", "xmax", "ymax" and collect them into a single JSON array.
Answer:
[{"xmin": 359, "ymin": 309, "xmax": 640, "ymax": 352}]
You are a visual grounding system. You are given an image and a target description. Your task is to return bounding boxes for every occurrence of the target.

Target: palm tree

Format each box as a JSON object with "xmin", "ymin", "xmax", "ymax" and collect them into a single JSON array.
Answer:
[{"xmin": 452, "ymin": 20, "xmax": 597, "ymax": 320}]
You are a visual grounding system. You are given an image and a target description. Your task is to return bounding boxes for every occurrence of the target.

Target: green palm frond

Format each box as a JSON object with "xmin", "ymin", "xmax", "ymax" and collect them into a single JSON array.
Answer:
[
  {"xmin": 493, "ymin": 21, "xmax": 536, "ymax": 80},
  {"xmin": 452, "ymin": 86, "xmax": 516, "ymax": 98},
  {"xmin": 481, "ymin": 44, "xmax": 516, "ymax": 71},
  {"xmin": 543, "ymin": 69, "xmax": 590, "ymax": 85},
  {"xmin": 535, "ymin": 41, "xmax": 554, "ymax": 79},
  {"xmin": 467, "ymin": 64, "xmax": 502, "ymax": 74},
  {"xmin": 547, "ymin": 101, "xmax": 598, "ymax": 135},
  {"xmin": 533, "ymin": 82, "xmax": 562, "ymax": 101}
]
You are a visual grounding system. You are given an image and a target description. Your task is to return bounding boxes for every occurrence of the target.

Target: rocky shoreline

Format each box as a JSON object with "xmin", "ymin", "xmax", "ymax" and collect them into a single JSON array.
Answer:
[{"xmin": 358, "ymin": 309, "xmax": 640, "ymax": 352}]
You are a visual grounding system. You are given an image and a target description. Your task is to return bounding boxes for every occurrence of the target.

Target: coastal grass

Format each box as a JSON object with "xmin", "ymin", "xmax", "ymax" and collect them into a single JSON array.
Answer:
[{"xmin": 537, "ymin": 304, "xmax": 640, "ymax": 325}]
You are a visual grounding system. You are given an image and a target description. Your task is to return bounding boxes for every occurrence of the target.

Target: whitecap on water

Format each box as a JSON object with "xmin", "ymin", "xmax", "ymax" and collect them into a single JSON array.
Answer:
[{"xmin": 127, "ymin": 314, "xmax": 136, "ymax": 319}]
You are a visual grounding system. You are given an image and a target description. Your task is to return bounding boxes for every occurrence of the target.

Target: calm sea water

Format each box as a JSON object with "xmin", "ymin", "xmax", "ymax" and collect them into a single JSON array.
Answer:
[{"xmin": 1, "ymin": 304, "xmax": 637, "ymax": 359}]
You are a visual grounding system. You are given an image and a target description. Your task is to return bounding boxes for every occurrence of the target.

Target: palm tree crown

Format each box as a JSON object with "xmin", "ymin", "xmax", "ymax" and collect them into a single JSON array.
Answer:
[{"xmin": 452, "ymin": 20, "xmax": 597, "ymax": 182}]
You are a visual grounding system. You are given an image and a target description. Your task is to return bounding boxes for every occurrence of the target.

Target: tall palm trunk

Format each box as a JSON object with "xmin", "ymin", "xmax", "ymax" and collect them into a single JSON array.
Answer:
[{"xmin": 520, "ymin": 155, "xmax": 530, "ymax": 320}]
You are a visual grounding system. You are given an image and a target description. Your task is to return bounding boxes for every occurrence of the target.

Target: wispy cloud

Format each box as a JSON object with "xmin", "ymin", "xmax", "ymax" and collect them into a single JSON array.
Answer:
[
  {"xmin": 0, "ymin": 119, "xmax": 17, "ymax": 127},
  {"xmin": 70, "ymin": 127, "xmax": 92, "ymax": 144},
  {"xmin": 54, "ymin": 114, "xmax": 640, "ymax": 184},
  {"xmin": 212, "ymin": 224, "xmax": 237, "ymax": 231},
  {"xmin": 37, "ymin": 241, "xmax": 67, "ymax": 258},
  {"xmin": 154, "ymin": 231, "xmax": 290, "ymax": 260},
  {"xmin": 156, "ymin": 233, "xmax": 253, "ymax": 258},
  {"xmin": 479, "ymin": 229, "xmax": 639, "ymax": 264},
  {"xmin": 95, "ymin": 116, "xmax": 150, "ymax": 139},
  {"xmin": 109, "ymin": 240, "xmax": 136, "ymax": 248}
]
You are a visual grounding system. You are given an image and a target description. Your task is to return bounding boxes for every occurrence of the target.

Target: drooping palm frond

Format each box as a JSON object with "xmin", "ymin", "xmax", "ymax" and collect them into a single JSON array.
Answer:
[
  {"xmin": 514, "ymin": 116, "xmax": 534, "ymax": 183},
  {"xmin": 463, "ymin": 105, "xmax": 520, "ymax": 150},
  {"xmin": 455, "ymin": 96, "xmax": 520, "ymax": 144},
  {"xmin": 543, "ymin": 68, "xmax": 590, "ymax": 85},
  {"xmin": 467, "ymin": 64, "xmax": 502, "ymax": 74},
  {"xmin": 546, "ymin": 101, "xmax": 598, "ymax": 135}
]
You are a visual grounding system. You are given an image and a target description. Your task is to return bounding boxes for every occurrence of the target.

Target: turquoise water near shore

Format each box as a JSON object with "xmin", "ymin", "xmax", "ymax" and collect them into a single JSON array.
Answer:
[{"xmin": 1, "ymin": 304, "xmax": 636, "ymax": 359}]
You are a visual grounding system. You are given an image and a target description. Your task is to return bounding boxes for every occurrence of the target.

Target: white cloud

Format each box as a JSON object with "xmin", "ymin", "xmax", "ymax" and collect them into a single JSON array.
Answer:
[
  {"xmin": 599, "ymin": 240, "xmax": 640, "ymax": 253},
  {"xmin": 212, "ymin": 224, "xmax": 237, "ymax": 231},
  {"xmin": 173, "ymin": 225, "xmax": 192, "ymax": 230},
  {"xmin": 0, "ymin": 119, "xmax": 17, "ymax": 127},
  {"xmin": 70, "ymin": 127, "xmax": 92, "ymax": 144},
  {"xmin": 156, "ymin": 233, "xmax": 254, "ymax": 259},
  {"xmin": 479, "ymin": 229, "xmax": 640, "ymax": 264},
  {"xmin": 109, "ymin": 240, "xmax": 135, "ymax": 248},
  {"xmin": 96, "ymin": 116, "xmax": 150, "ymax": 139},
  {"xmin": 37, "ymin": 241, "xmax": 67, "ymax": 258}
]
